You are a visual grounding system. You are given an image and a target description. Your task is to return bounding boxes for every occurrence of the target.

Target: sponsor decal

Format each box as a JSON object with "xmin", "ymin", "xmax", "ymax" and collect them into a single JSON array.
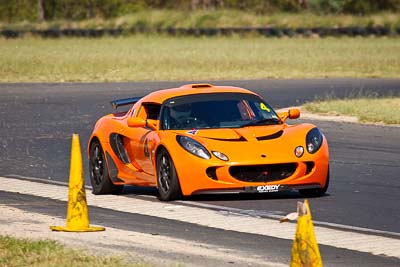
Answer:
[
  {"xmin": 186, "ymin": 128, "xmax": 198, "ymax": 135},
  {"xmin": 256, "ymin": 184, "xmax": 280, "ymax": 193},
  {"xmin": 244, "ymin": 184, "xmax": 289, "ymax": 193}
]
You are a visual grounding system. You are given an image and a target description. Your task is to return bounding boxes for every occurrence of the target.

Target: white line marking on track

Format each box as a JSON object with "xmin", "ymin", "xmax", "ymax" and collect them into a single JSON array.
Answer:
[
  {"xmin": 10, "ymin": 174, "xmax": 399, "ymax": 238},
  {"xmin": 1, "ymin": 175, "xmax": 400, "ymax": 259},
  {"xmin": 179, "ymin": 201, "xmax": 400, "ymax": 238}
]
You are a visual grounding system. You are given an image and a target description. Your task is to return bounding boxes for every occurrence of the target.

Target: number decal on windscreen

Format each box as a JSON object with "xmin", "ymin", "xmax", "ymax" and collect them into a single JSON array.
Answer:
[{"xmin": 260, "ymin": 103, "xmax": 270, "ymax": 112}]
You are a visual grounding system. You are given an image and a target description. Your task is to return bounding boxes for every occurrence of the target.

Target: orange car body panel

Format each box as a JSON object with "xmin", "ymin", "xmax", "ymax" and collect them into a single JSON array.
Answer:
[{"xmin": 88, "ymin": 84, "xmax": 329, "ymax": 196}]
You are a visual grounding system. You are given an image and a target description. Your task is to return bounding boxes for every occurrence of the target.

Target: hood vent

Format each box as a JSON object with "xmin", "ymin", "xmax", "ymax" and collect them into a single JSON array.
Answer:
[
  {"xmin": 206, "ymin": 136, "xmax": 247, "ymax": 142},
  {"xmin": 256, "ymin": 130, "xmax": 283, "ymax": 141}
]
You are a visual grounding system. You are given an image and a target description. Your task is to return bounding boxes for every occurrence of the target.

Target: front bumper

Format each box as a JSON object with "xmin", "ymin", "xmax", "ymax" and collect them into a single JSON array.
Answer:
[
  {"xmin": 191, "ymin": 183, "xmax": 322, "ymax": 195},
  {"xmin": 173, "ymin": 143, "xmax": 329, "ymax": 196}
]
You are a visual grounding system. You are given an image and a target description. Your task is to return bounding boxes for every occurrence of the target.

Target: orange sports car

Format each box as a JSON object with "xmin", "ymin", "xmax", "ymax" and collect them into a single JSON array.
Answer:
[{"xmin": 88, "ymin": 84, "xmax": 329, "ymax": 201}]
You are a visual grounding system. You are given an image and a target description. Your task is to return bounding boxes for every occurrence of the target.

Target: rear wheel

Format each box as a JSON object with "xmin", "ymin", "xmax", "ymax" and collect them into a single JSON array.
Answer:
[
  {"xmin": 299, "ymin": 167, "xmax": 330, "ymax": 198},
  {"xmin": 156, "ymin": 148, "xmax": 182, "ymax": 201},
  {"xmin": 89, "ymin": 139, "xmax": 123, "ymax": 195}
]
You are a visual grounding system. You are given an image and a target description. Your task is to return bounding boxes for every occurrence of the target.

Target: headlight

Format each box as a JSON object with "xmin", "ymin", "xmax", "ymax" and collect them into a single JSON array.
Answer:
[
  {"xmin": 176, "ymin": 136, "xmax": 211, "ymax": 159},
  {"xmin": 212, "ymin": 151, "xmax": 229, "ymax": 161},
  {"xmin": 306, "ymin": 128, "xmax": 323, "ymax": 154}
]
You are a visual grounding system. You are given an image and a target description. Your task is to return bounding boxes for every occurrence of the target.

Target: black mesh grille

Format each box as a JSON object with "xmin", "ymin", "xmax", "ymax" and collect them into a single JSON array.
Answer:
[{"xmin": 229, "ymin": 163, "xmax": 297, "ymax": 182}]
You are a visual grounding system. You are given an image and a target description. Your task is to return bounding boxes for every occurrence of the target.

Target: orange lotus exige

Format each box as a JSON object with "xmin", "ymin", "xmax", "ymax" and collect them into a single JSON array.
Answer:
[{"xmin": 88, "ymin": 84, "xmax": 329, "ymax": 201}]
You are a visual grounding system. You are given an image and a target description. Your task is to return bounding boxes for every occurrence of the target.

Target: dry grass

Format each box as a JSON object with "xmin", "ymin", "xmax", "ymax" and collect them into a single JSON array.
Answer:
[
  {"xmin": 0, "ymin": 36, "xmax": 399, "ymax": 82},
  {"xmin": 304, "ymin": 98, "xmax": 400, "ymax": 124}
]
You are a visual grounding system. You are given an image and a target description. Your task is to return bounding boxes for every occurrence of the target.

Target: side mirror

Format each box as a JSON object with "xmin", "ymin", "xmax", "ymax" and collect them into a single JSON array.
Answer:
[
  {"xmin": 278, "ymin": 108, "xmax": 300, "ymax": 122},
  {"xmin": 127, "ymin": 117, "xmax": 158, "ymax": 130},
  {"xmin": 146, "ymin": 119, "xmax": 159, "ymax": 130},
  {"xmin": 127, "ymin": 117, "xmax": 146, "ymax": 128},
  {"xmin": 288, "ymin": 108, "xmax": 300, "ymax": 119}
]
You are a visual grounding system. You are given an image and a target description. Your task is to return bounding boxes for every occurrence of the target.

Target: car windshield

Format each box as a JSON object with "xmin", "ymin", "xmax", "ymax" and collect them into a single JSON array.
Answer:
[{"xmin": 160, "ymin": 93, "xmax": 281, "ymax": 130}]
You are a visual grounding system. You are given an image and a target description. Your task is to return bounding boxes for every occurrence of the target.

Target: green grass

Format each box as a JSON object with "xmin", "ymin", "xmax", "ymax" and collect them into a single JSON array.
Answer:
[
  {"xmin": 109, "ymin": 10, "xmax": 400, "ymax": 29},
  {"xmin": 1, "ymin": 10, "xmax": 400, "ymax": 30},
  {"xmin": 0, "ymin": 235, "xmax": 147, "ymax": 267},
  {"xmin": 304, "ymin": 98, "xmax": 400, "ymax": 124},
  {"xmin": 1, "ymin": 36, "xmax": 399, "ymax": 82}
]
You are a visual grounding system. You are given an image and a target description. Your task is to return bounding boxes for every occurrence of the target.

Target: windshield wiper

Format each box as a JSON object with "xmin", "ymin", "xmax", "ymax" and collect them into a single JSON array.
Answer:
[{"xmin": 240, "ymin": 118, "xmax": 281, "ymax": 128}]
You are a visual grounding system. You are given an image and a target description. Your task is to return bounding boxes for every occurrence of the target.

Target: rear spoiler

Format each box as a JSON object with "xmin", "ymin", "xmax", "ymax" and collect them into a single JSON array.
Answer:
[{"xmin": 110, "ymin": 96, "xmax": 143, "ymax": 109}]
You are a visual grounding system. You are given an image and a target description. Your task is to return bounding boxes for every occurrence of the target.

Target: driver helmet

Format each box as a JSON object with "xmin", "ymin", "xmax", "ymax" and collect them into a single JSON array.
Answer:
[{"xmin": 170, "ymin": 103, "xmax": 192, "ymax": 119}]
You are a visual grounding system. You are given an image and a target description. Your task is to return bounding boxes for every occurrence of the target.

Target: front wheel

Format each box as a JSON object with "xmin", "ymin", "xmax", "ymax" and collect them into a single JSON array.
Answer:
[
  {"xmin": 299, "ymin": 167, "xmax": 330, "ymax": 198},
  {"xmin": 156, "ymin": 148, "xmax": 182, "ymax": 201},
  {"xmin": 89, "ymin": 139, "xmax": 123, "ymax": 195}
]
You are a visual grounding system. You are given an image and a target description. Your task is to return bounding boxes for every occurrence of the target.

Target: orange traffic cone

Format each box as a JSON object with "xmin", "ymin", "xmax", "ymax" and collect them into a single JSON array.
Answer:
[
  {"xmin": 50, "ymin": 134, "xmax": 105, "ymax": 232},
  {"xmin": 290, "ymin": 199, "xmax": 322, "ymax": 267}
]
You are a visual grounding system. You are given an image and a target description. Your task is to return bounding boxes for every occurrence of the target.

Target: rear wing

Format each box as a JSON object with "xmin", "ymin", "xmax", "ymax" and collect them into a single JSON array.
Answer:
[{"xmin": 110, "ymin": 96, "xmax": 142, "ymax": 109}]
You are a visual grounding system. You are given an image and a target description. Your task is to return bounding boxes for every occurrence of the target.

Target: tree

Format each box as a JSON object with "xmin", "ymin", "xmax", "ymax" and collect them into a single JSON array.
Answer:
[
  {"xmin": 191, "ymin": 0, "xmax": 224, "ymax": 10},
  {"xmin": 37, "ymin": 0, "xmax": 45, "ymax": 21}
]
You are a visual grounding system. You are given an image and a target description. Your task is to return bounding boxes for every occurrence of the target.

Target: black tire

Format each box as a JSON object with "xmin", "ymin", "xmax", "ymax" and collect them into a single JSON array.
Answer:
[
  {"xmin": 299, "ymin": 167, "xmax": 330, "ymax": 198},
  {"xmin": 89, "ymin": 139, "xmax": 123, "ymax": 195},
  {"xmin": 156, "ymin": 148, "xmax": 182, "ymax": 201}
]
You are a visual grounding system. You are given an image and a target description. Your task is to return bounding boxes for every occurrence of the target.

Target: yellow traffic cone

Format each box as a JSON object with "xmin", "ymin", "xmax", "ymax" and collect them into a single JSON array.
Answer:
[
  {"xmin": 50, "ymin": 134, "xmax": 105, "ymax": 232},
  {"xmin": 290, "ymin": 200, "xmax": 322, "ymax": 267}
]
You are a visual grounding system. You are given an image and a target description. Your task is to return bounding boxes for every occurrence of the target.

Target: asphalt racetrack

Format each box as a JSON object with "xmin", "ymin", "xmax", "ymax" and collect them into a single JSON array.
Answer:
[{"xmin": 1, "ymin": 78, "xmax": 399, "ymax": 237}]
